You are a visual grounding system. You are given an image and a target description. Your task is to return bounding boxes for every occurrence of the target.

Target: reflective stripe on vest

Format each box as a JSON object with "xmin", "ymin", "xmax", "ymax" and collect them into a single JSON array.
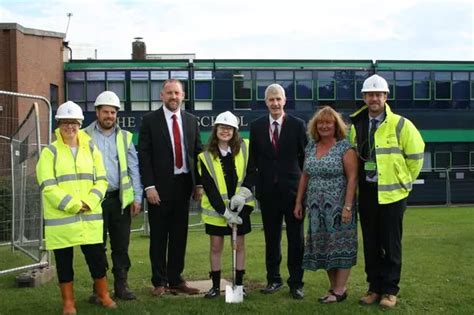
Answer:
[
  {"xmin": 40, "ymin": 178, "xmax": 58, "ymax": 191},
  {"xmin": 200, "ymin": 140, "xmax": 254, "ymax": 227},
  {"xmin": 58, "ymin": 195, "xmax": 73, "ymax": 211},
  {"xmin": 44, "ymin": 213, "xmax": 103, "ymax": 226},
  {"xmin": 117, "ymin": 129, "xmax": 134, "ymax": 209}
]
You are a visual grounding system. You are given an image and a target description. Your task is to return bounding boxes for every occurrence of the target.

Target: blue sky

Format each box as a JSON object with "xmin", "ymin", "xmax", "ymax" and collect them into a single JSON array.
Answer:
[{"xmin": 1, "ymin": 0, "xmax": 472, "ymax": 60}]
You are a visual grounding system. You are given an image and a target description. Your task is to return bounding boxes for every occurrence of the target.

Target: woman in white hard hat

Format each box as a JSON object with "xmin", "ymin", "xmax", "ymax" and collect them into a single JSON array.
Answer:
[
  {"xmin": 198, "ymin": 111, "xmax": 255, "ymax": 298},
  {"xmin": 36, "ymin": 101, "xmax": 116, "ymax": 314}
]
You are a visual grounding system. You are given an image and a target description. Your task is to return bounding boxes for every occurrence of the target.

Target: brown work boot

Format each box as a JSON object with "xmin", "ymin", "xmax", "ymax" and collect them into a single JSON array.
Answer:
[
  {"xmin": 359, "ymin": 291, "xmax": 381, "ymax": 305},
  {"xmin": 380, "ymin": 294, "xmax": 397, "ymax": 308},
  {"xmin": 151, "ymin": 286, "xmax": 167, "ymax": 297},
  {"xmin": 94, "ymin": 277, "xmax": 117, "ymax": 309},
  {"xmin": 59, "ymin": 282, "xmax": 77, "ymax": 315},
  {"xmin": 169, "ymin": 282, "xmax": 199, "ymax": 295}
]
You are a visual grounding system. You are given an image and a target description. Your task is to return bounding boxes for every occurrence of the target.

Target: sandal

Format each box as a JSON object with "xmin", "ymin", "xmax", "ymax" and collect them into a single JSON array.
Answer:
[
  {"xmin": 319, "ymin": 290, "xmax": 347, "ymax": 304},
  {"xmin": 318, "ymin": 289, "xmax": 334, "ymax": 302}
]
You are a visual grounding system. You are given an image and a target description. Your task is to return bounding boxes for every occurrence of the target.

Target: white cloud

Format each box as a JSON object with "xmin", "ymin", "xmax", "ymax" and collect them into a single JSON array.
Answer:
[{"xmin": 0, "ymin": 0, "xmax": 472, "ymax": 60}]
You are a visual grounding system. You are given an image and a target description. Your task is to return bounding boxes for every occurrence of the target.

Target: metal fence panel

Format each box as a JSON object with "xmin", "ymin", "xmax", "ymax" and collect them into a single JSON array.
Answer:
[
  {"xmin": 0, "ymin": 91, "xmax": 51, "ymax": 275},
  {"xmin": 11, "ymin": 103, "xmax": 43, "ymax": 260}
]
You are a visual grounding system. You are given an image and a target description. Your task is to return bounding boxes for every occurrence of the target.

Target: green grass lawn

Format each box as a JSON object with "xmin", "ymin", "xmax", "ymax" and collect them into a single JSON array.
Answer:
[{"xmin": 0, "ymin": 206, "xmax": 473, "ymax": 314}]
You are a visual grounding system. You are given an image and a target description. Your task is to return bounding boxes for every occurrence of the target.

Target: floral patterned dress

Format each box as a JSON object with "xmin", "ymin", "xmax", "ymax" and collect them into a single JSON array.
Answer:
[{"xmin": 302, "ymin": 139, "xmax": 357, "ymax": 270}]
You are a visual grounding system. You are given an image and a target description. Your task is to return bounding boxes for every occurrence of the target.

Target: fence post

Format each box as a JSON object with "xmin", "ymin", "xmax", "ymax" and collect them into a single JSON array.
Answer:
[{"xmin": 445, "ymin": 168, "xmax": 451, "ymax": 206}]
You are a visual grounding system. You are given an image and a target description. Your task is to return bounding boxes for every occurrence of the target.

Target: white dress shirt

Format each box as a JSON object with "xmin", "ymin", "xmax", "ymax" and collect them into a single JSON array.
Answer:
[
  {"xmin": 268, "ymin": 114, "xmax": 284, "ymax": 142},
  {"xmin": 163, "ymin": 106, "xmax": 189, "ymax": 174}
]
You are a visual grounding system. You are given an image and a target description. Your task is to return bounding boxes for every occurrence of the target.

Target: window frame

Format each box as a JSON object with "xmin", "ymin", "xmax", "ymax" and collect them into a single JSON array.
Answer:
[
  {"xmin": 434, "ymin": 151, "xmax": 452, "ymax": 171},
  {"xmin": 294, "ymin": 79, "xmax": 314, "ymax": 100},
  {"xmin": 413, "ymin": 80, "xmax": 432, "ymax": 100},
  {"xmin": 317, "ymin": 79, "xmax": 336, "ymax": 101}
]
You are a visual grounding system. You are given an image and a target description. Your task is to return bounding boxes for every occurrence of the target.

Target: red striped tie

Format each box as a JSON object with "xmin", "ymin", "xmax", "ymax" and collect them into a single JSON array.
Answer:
[
  {"xmin": 272, "ymin": 121, "xmax": 279, "ymax": 151},
  {"xmin": 172, "ymin": 114, "xmax": 183, "ymax": 169}
]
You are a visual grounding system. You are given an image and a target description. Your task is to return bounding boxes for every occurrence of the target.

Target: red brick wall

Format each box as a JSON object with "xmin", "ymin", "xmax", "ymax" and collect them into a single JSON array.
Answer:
[{"xmin": 0, "ymin": 28, "xmax": 64, "ymax": 144}]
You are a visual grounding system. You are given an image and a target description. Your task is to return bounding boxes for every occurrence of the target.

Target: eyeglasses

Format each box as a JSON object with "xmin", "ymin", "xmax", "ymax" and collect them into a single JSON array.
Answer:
[
  {"xmin": 60, "ymin": 121, "xmax": 80, "ymax": 127},
  {"xmin": 217, "ymin": 125, "xmax": 234, "ymax": 131}
]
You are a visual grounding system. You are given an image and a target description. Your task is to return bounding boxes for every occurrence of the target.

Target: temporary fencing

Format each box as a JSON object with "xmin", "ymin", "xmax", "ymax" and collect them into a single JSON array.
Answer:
[{"xmin": 0, "ymin": 91, "xmax": 51, "ymax": 275}]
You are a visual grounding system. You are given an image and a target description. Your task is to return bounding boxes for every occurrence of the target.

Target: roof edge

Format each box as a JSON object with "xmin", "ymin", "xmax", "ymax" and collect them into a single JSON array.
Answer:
[{"xmin": 0, "ymin": 23, "xmax": 65, "ymax": 39}]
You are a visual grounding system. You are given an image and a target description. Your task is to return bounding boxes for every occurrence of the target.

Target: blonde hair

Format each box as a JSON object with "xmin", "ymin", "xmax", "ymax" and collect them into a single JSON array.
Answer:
[{"xmin": 307, "ymin": 106, "xmax": 347, "ymax": 141}]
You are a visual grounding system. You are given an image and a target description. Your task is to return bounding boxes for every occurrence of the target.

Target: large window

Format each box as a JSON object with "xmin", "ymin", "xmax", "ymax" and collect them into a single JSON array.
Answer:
[
  {"xmin": 414, "ymin": 71, "xmax": 431, "ymax": 101},
  {"xmin": 395, "ymin": 71, "xmax": 413, "ymax": 101},
  {"xmin": 130, "ymin": 71, "xmax": 149, "ymax": 111},
  {"xmin": 233, "ymin": 71, "xmax": 252, "ymax": 110},
  {"xmin": 107, "ymin": 71, "xmax": 126, "ymax": 110},
  {"xmin": 66, "ymin": 71, "xmax": 127, "ymax": 111},
  {"xmin": 434, "ymin": 72, "xmax": 452, "ymax": 100},
  {"xmin": 86, "ymin": 72, "xmax": 106, "ymax": 111},
  {"xmin": 317, "ymin": 80, "xmax": 335, "ymax": 100},
  {"xmin": 194, "ymin": 71, "xmax": 213, "ymax": 110},
  {"xmin": 452, "ymin": 151, "xmax": 469, "ymax": 168},
  {"xmin": 66, "ymin": 72, "xmax": 86, "ymax": 110},
  {"xmin": 150, "ymin": 71, "xmax": 168, "ymax": 110},
  {"xmin": 434, "ymin": 151, "xmax": 452, "ymax": 171},
  {"xmin": 295, "ymin": 71, "xmax": 313, "ymax": 100},
  {"xmin": 255, "ymin": 71, "xmax": 294, "ymax": 100}
]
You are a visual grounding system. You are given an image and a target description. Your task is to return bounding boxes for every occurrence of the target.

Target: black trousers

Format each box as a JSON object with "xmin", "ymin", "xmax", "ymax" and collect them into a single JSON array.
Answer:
[
  {"xmin": 148, "ymin": 173, "xmax": 192, "ymax": 287},
  {"xmin": 102, "ymin": 190, "xmax": 132, "ymax": 280},
  {"xmin": 358, "ymin": 182, "xmax": 406, "ymax": 295},
  {"xmin": 259, "ymin": 185, "xmax": 304, "ymax": 288},
  {"xmin": 53, "ymin": 244, "xmax": 107, "ymax": 283}
]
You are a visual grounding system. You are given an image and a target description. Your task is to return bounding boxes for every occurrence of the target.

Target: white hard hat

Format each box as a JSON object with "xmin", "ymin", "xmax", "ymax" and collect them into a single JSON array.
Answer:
[
  {"xmin": 361, "ymin": 74, "xmax": 390, "ymax": 93},
  {"xmin": 55, "ymin": 101, "xmax": 84, "ymax": 121},
  {"xmin": 94, "ymin": 91, "xmax": 121, "ymax": 109},
  {"xmin": 214, "ymin": 111, "xmax": 239, "ymax": 130}
]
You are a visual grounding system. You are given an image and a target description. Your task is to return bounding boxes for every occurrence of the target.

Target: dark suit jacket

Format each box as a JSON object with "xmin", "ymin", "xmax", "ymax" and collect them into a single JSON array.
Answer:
[
  {"xmin": 249, "ymin": 114, "xmax": 307, "ymax": 202},
  {"xmin": 138, "ymin": 107, "xmax": 202, "ymax": 201}
]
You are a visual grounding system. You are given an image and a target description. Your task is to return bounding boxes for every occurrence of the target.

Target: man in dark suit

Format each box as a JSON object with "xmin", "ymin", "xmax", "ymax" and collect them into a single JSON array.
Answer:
[
  {"xmin": 138, "ymin": 79, "xmax": 203, "ymax": 297},
  {"xmin": 249, "ymin": 83, "xmax": 308, "ymax": 299}
]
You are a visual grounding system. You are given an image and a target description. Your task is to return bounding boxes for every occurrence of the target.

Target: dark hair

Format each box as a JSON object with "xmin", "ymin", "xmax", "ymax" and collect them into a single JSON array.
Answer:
[{"xmin": 206, "ymin": 124, "xmax": 241, "ymax": 159}]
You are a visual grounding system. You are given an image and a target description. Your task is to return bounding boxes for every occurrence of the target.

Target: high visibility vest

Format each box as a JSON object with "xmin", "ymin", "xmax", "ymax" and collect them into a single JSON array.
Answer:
[
  {"xmin": 36, "ymin": 129, "xmax": 108, "ymax": 250},
  {"xmin": 350, "ymin": 104, "xmax": 425, "ymax": 204},
  {"xmin": 84, "ymin": 122, "xmax": 134, "ymax": 209},
  {"xmin": 198, "ymin": 139, "xmax": 255, "ymax": 227}
]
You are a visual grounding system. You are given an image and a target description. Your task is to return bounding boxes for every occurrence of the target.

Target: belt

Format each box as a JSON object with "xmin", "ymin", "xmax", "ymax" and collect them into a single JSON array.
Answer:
[{"xmin": 104, "ymin": 190, "xmax": 120, "ymax": 199}]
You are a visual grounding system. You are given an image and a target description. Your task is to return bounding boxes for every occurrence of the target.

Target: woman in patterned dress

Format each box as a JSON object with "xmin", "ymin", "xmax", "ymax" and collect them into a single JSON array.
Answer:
[{"xmin": 294, "ymin": 106, "xmax": 358, "ymax": 303}]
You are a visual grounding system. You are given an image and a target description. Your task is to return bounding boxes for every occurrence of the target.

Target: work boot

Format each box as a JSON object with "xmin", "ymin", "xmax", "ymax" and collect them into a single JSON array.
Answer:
[
  {"xmin": 94, "ymin": 277, "xmax": 117, "ymax": 309},
  {"xmin": 59, "ymin": 282, "xmax": 77, "ymax": 315},
  {"xmin": 204, "ymin": 271, "xmax": 220, "ymax": 299},
  {"xmin": 114, "ymin": 277, "xmax": 136, "ymax": 300}
]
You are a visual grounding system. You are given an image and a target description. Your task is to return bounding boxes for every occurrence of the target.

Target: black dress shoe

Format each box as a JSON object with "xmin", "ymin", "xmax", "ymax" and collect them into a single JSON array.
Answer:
[
  {"xmin": 290, "ymin": 287, "xmax": 304, "ymax": 300},
  {"xmin": 204, "ymin": 287, "xmax": 220, "ymax": 299},
  {"xmin": 260, "ymin": 282, "xmax": 283, "ymax": 294}
]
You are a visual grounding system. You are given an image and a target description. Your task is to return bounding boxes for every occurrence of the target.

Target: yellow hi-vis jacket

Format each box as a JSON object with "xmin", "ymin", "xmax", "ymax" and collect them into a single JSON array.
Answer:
[
  {"xmin": 36, "ymin": 129, "xmax": 108, "ymax": 250},
  {"xmin": 198, "ymin": 139, "xmax": 255, "ymax": 227},
  {"xmin": 350, "ymin": 104, "xmax": 425, "ymax": 204},
  {"xmin": 84, "ymin": 122, "xmax": 134, "ymax": 209}
]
